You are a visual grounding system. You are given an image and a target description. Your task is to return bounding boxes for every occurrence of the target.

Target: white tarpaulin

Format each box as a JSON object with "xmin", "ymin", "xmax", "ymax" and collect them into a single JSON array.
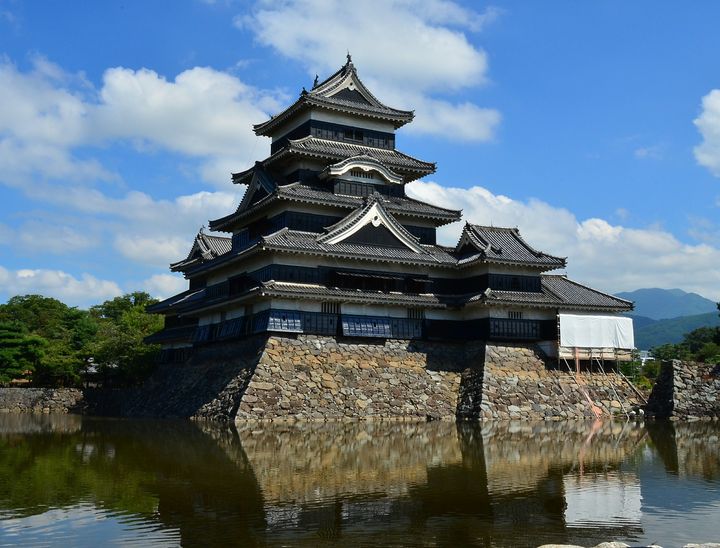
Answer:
[{"xmin": 559, "ymin": 314, "xmax": 634, "ymax": 349}]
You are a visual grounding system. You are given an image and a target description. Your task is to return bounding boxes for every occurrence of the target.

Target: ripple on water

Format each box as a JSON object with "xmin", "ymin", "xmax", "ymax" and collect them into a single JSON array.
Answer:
[{"xmin": 0, "ymin": 504, "xmax": 181, "ymax": 547}]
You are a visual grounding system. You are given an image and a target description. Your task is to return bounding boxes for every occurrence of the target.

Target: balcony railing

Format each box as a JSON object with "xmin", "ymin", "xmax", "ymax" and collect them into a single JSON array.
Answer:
[
  {"xmin": 189, "ymin": 312, "xmax": 554, "ymax": 344},
  {"xmin": 488, "ymin": 318, "xmax": 541, "ymax": 340}
]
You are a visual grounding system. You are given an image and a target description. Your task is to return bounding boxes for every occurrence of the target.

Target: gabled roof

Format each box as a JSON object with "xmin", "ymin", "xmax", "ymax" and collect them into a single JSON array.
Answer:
[
  {"xmin": 455, "ymin": 224, "xmax": 567, "ymax": 270},
  {"xmin": 233, "ymin": 162, "xmax": 277, "ymax": 213},
  {"xmin": 468, "ymin": 275, "xmax": 632, "ymax": 312},
  {"xmin": 317, "ymin": 192, "xmax": 428, "ymax": 254},
  {"xmin": 209, "ymin": 182, "xmax": 461, "ymax": 232},
  {"xmin": 254, "ymin": 56, "xmax": 414, "ymax": 136},
  {"xmin": 260, "ymin": 228, "xmax": 456, "ymax": 266},
  {"xmin": 319, "ymin": 154, "xmax": 404, "ymax": 185},
  {"xmin": 170, "ymin": 230, "xmax": 232, "ymax": 272},
  {"xmin": 232, "ymin": 136, "xmax": 435, "ymax": 184}
]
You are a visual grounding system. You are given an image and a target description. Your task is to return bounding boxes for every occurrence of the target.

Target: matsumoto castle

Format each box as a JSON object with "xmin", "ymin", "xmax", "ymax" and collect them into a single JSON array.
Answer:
[{"xmin": 147, "ymin": 56, "xmax": 633, "ymax": 361}]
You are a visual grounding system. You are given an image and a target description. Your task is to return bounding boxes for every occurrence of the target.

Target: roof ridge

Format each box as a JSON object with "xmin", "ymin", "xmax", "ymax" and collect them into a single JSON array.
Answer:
[{"xmin": 549, "ymin": 276, "xmax": 632, "ymax": 304}]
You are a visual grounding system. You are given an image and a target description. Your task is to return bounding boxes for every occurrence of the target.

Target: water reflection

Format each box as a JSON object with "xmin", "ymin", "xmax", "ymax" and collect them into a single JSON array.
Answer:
[{"xmin": 0, "ymin": 416, "xmax": 718, "ymax": 547}]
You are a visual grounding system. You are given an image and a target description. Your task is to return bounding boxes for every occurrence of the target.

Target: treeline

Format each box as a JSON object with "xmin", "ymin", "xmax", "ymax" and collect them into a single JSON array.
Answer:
[
  {"xmin": 0, "ymin": 293, "xmax": 163, "ymax": 387},
  {"xmin": 651, "ymin": 302, "xmax": 720, "ymax": 365}
]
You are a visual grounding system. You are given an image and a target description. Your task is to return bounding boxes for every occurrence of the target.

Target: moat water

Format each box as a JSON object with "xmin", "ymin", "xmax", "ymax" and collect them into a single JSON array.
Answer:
[{"xmin": 0, "ymin": 416, "xmax": 718, "ymax": 547}]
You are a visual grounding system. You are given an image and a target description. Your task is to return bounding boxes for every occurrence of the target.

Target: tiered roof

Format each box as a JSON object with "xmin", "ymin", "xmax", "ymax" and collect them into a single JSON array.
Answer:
[
  {"xmin": 455, "ymin": 224, "xmax": 566, "ymax": 270},
  {"xmin": 253, "ymin": 55, "xmax": 414, "ymax": 136},
  {"xmin": 157, "ymin": 57, "xmax": 632, "ymax": 323},
  {"xmin": 232, "ymin": 137, "xmax": 435, "ymax": 185},
  {"xmin": 170, "ymin": 231, "xmax": 231, "ymax": 272},
  {"xmin": 150, "ymin": 274, "xmax": 632, "ymax": 318},
  {"xmin": 469, "ymin": 275, "xmax": 633, "ymax": 311}
]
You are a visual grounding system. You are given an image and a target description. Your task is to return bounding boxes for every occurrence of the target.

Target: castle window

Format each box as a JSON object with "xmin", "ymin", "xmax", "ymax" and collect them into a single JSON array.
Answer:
[
  {"xmin": 508, "ymin": 311, "xmax": 523, "ymax": 320},
  {"xmin": 407, "ymin": 308, "xmax": 425, "ymax": 320},
  {"xmin": 321, "ymin": 302, "xmax": 341, "ymax": 314},
  {"xmin": 343, "ymin": 129, "xmax": 364, "ymax": 142}
]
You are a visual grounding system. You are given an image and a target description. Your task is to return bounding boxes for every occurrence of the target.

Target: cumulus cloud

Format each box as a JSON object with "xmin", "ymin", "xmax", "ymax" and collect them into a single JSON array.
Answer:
[
  {"xmin": 140, "ymin": 273, "xmax": 188, "ymax": 300},
  {"xmin": 407, "ymin": 181, "xmax": 720, "ymax": 300},
  {"xmin": 0, "ymin": 56, "xmax": 279, "ymax": 189},
  {"xmin": 0, "ymin": 266, "xmax": 123, "ymax": 307},
  {"xmin": 114, "ymin": 235, "xmax": 189, "ymax": 267},
  {"xmin": 90, "ymin": 66, "xmax": 278, "ymax": 185},
  {"xmin": 694, "ymin": 89, "xmax": 720, "ymax": 177},
  {"xmin": 240, "ymin": 0, "xmax": 500, "ymax": 141}
]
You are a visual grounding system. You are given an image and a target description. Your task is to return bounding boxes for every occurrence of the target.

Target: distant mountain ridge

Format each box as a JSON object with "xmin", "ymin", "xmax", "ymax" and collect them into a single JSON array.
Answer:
[
  {"xmin": 617, "ymin": 288, "xmax": 717, "ymax": 320},
  {"xmin": 633, "ymin": 312, "xmax": 720, "ymax": 350},
  {"xmin": 616, "ymin": 288, "xmax": 718, "ymax": 349}
]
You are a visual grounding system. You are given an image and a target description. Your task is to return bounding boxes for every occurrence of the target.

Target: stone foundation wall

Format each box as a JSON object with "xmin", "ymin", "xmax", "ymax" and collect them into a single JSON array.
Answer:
[
  {"xmin": 0, "ymin": 388, "xmax": 84, "ymax": 414},
  {"xmin": 646, "ymin": 360, "xmax": 720, "ymax": 419},
  {"xmin": 237, "ymin": 335, "xmax": 474, "ymax": 421},
  {"xmin": 86, "ymin": 336, "xmax": 643, "ymax": 422},
  {"xmin": 477, "ymin": 344, "xmax": 643, "ymax": 421}
]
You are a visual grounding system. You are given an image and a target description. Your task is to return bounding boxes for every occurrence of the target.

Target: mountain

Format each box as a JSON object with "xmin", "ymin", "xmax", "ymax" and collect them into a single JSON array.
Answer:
[
  {"xmin": 617, "ymin": 288, "xmax": 717, "ymax": 320},
  {"xmin": 634, "ymin": 312, "xmax": 720, "ymax": 350}
]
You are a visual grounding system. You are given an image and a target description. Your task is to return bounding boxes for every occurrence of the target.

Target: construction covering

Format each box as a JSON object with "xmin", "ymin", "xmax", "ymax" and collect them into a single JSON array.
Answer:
[{"xmin": 559, "ymin": 314, "xmax": 634, "ymax": 349}]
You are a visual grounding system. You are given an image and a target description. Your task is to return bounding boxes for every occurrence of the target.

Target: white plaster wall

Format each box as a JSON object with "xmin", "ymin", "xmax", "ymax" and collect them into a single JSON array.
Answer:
[
  {"xmin": 341, "ymin": 303, "xmax": 409, "ymax": 318},
  {"xmin": 269, "ymin": 111, "xmax": 312, "ymax": 143},
  {"xmin": 311, "ymin": 111, "xmax": 396, "ymax": 133},
  {"xmin": 253, "ymin": 301, "xmax": 271, "ymax": 312},
  {"xmin": 269, "ymin": 299, "xmax": 321, "ymax": 312}
]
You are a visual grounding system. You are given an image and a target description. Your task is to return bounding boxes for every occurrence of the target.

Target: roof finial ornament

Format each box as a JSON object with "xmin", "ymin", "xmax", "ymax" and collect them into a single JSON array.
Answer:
[
  {"xmin": 301, "ymin": 86, "xmax": 307, "ymax": 96},
  {"xmin": 313, "ymin": 74, "xmax": 319, "ymax": 88},
  {"xmin": 199, "ymin": 224, "xmax": 207, "ymax": 235},
  {"xmin": 346, "ymin": 51, "xmax": 352, "ymax": 64}
]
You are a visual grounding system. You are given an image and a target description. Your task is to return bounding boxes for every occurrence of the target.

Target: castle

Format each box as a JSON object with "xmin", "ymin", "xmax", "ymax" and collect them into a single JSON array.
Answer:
[{"xmin": 146, "ymin": 56, "xmax": 632, "ymax": 364}]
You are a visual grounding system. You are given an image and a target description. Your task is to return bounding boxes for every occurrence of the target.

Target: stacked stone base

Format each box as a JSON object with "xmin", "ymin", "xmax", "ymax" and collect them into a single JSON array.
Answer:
[
  {"xmin": 646, "ymin": 360, "xmax": 720, "ymax": 419},
  {"xmin": 0, "ymin": 388, "xmax": 84, "ymax": 414},
  {"xmin": 98, "ymin": 334, "xmax": 643, "ymax": 422},
  {"xmin": 478, "ymin": 345, "xmax": 643, "ymax": 420}
]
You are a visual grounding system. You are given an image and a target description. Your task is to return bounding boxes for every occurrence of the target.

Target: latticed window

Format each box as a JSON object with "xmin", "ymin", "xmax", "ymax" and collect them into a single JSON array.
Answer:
[
  {"xmin": 321, "ymin": 302, "xmax": 340, "ymax": 314},
  {"xmin": 508, "ymin": 311, "xmax": 523, "ymax": 320},
  {"xmin": 407, "ymin": 308, "xmax": 425, "ymax": 320}
]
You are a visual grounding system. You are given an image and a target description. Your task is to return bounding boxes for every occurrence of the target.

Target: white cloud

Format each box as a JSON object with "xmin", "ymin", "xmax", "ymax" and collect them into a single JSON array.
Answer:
[
  {"xmin": 15, "ymin": 221, "xmax": 98, "ymax": 254},
  {"xmin": 0, "ymin": 266, "xmax": 123, "ymax": 307},
  {"xmin": 241, "ymin": 0, "xmax": 500, "ymax": 141},
  {"xmin": 114, "ymin": 235, "xmax": 189, "ymax": 267},
  {"xmin": 90, "ymin": 66, "xmax": 278, "ymax": 186},
  {"xmin": 694, "ymin": 89, "xmax": 720, "ymax": 177},
  {"xmin": 140, "ymin": 273, "xmax": 187, "ymax": 300},
  {"xmin": 407, "ymin": 181, "xmax": 720, "ymax": 301},
  {"xmin": 0, "ymin": 57, "xmax": 280, "ymax": 189},
  {"xmin": 19, "ymin": 185, "xmax": 242, "ymax": 265}
]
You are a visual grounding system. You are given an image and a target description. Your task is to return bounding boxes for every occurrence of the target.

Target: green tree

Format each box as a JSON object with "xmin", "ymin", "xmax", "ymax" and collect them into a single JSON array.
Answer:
[
  {"xmin": 89, "ymin": 292, "xmax": 163, "ymax": 386},
  {"xmin": 0, "ymin": 322, "xmax": 45, "ymax": 385},
  {"xmin": 0, "ymin": 296, "xmax": 97, "ymax": 386}
]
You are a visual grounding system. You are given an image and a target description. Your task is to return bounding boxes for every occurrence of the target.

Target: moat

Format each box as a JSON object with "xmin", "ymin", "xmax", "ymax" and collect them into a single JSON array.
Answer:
[{"xmin": 0, "ymin": 416, "xmax": 718, "ymax": 547}]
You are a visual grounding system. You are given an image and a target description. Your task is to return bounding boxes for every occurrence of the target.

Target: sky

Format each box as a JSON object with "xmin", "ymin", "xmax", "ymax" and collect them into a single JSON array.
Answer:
[{"xmin": 1, "ymin": 0, "xmax": 720, "ymax": 307}]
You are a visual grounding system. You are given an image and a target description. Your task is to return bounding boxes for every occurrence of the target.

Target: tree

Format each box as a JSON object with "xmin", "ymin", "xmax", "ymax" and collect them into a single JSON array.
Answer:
[
  {"xmin": 90, "ymin": 292, "xmax": 159, "ymax": 323},
  {"xmin": 0, "ymin": 295, "xmax": 97, "ymax": 386},
  {"xmin": 89, "ymin": 292, "xmax": 163, "ymax": 386},
  {"xmin": 0, "ymin": 322, "xmax": 45, "ymax": 385}
]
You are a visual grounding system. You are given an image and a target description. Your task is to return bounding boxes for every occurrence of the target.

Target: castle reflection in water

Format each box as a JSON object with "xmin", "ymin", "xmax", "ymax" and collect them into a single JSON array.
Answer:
[{"xmin": 0, "ymin": 415, "xmax": 718, "ymax": 547}]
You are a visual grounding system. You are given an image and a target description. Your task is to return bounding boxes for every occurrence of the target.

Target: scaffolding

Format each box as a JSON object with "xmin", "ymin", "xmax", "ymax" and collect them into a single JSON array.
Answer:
[{"xmin": 557, "ymin": 314, "xmax": 636, "ymax": 418}]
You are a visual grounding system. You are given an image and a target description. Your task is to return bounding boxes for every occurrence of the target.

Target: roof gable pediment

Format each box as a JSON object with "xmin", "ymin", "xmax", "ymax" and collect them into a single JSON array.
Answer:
[
  {"xmin": 235, "ymin": 163, "xmax": 278, "ymax": 213},
  {"xmin": 170, "ymin": 231, "xmax": 231, "ymax": 272},
  {"xmin": 317, "ymin": 193, "xmax": 427, "ymax": 254},
  {"xmin": 253, "ymin": 56, "xmax": 414, "ymax": 136},
  {"xmin": 320, "ymin": 154, "xmax": 404, "ymax": 185},
  {"xmin": 312, "ymin": 60, "xmax": 387, "ymax": 109},
  {"xmin": 455, "ymin": 223, "xmax": 567, "ymax": 269}
]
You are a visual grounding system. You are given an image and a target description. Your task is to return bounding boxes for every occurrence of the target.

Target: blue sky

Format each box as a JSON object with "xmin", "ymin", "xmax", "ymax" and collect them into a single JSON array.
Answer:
[{"xmin": 1, "ymin": 0, "xmax": 720, "ymax": 306}]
